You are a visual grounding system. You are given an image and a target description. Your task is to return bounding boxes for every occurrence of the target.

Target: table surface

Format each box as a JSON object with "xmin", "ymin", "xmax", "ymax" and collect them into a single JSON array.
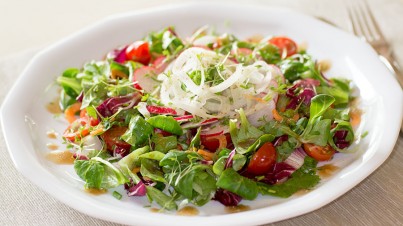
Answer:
[{"xmin": 0, "ymin": 0, "xmax": 402, "ymax": 225}]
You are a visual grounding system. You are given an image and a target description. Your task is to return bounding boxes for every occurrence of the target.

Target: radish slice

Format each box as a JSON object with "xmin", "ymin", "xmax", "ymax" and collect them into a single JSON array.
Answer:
[
  {"xmin": 153, "ymin": 56, "xmax": 169, "ymax": 74},
  {"xmin": 174, "ymin": 115, "xmax": 194, "ymax": 122},
  {"xmin": 146, "ymin": 105, "xmax": 177, "ymax": 115},
  {"xmin": 200, "ymin": 130, "xmax": 223, "ymax": 138},
  {"xmin": 133, "ymin": 66, "xmax": 159, "ymax": 93},
  {"xmin": 200, "ymin": 122, "xmax": 226, "ymax": 137},
  {"xmin": 201, "ymin": 118, "xmax": 219, "ymax": 125}
]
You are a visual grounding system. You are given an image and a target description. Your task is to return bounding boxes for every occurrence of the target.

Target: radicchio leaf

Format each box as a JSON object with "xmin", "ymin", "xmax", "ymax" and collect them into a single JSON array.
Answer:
[
  {"xmin": 286, "ymin": 79, "xmax": 319, "ymax": 109},
  {"xmin": 127, "ymin": 180, "xmax": 147, "ymax": 196},
  {"xmin": 96, "ymin": 93, "xmax": 141, "ymax": 117},
  {"xmin": 107, "ymin": 46, "xmax": 128, "ymax": 64},
  {"xmin": 213, "ymin": 188, "xmax": 242, "ymax": 206},
  {"xmin": 333, "ymin": 129, "xmax": 350, "ymax": 149},
  {"xmin": 262, "ymin": 147, "xmax": 306, "ymax": 184},
  {"xmin": 273, "ymin": 135, "xmax": 288, "ymax": 147},
  {"xmin": 224, "ymin": 148, "xmax": 236, "ymax": 169},
  {"xmin": 114, "ymin": 146, "xmax": 129, "ymax": 158}
]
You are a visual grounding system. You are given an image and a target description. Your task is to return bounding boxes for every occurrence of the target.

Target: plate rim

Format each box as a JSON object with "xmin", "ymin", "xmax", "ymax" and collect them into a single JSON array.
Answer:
[{"xmin": 1, "ymin": 2, "xmax": 402, "ymax": 226}]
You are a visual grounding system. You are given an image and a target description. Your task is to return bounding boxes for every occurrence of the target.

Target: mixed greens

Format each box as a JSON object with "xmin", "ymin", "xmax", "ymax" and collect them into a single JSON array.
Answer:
[{"xmin": 56, "ymin": 26, "xmax": 358, "ymax": 210}]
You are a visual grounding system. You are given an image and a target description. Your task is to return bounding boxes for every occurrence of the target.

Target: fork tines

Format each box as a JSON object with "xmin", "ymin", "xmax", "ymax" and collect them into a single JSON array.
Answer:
[{"xmin": 347, "ymin": 0, "xmax": 385, "ymax": 43}]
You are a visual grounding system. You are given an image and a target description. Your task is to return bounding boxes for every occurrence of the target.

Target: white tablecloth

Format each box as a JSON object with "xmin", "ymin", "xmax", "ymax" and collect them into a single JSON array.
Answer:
[{"xmin": 1, "ymin": 0, "xmax": 402, "ymax": 225}]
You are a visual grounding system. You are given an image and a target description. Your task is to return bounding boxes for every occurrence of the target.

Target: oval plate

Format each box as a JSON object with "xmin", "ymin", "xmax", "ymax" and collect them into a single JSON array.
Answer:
[{"xmin": 1, "ymin": 2, "xmax": 402, "ymax": 226}]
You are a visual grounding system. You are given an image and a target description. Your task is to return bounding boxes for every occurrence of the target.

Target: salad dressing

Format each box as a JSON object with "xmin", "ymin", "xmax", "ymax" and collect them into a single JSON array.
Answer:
[
  {"xmin": 46, "ymin": 98, "xmax": 62, "ymax": 114},
  {"xmin": 85, "ymin": 188, "xmax": 107, "ymax": 195},
  {"xmin": 350, "ymin": 109, "xmax": 362, "ymax": 127},
  {"xmin": 318, "ymin": 164, "xmax": 340, "ymax": 178},
  {"xmin": 225, "ymin": 204, "xmax": 251, "ymax": 213},
  {"xmin": 46, "ymin": 143, "xmax": 59, "ymax": 150},
  {"xmin": 177, "ymin": 206, "xmax": 199, "ymax": 216},
  {"xmin": 46, "ymin": 131, "xmax": 58, "ymax": 139},
  {"xmin": 317, "ymin": 60, "xmax": 332, "ymax": 72},
  {"xmin": 294, "ymin": 189, "xmax": 310, "ymax": 196},
  {"xmin": 46, "ymin": 150, "xmax": 74, "ymax": 164},
  {"xmin": 149, "ymin": 208, "xmax": 160, "ymax": 213}
]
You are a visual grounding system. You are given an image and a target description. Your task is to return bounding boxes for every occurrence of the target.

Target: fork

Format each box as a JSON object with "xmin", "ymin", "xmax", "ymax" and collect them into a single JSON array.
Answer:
[{"xmin": 347, "ymin": 0, "xmax": 403, "ymax": 87}]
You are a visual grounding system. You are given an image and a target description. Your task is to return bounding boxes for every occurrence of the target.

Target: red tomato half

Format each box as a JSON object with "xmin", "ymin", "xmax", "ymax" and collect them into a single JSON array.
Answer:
[
  {"xmin": 126, "ymin": 41, "xmax": 151, "ymax": 65},
  {"xmin": 269, "ymin": 37, "xmax": 297, "ymax": 57},
  {"xmin": 247, "ymin": 142, "xmax": 276, "ymax": 175},
  {"xmin": 201, "ymin": 133, "xmax": 231, "ymax": 152},
  {"xmin": 303, "ymin": 143, "xmax": 335, "ymax": 161}
]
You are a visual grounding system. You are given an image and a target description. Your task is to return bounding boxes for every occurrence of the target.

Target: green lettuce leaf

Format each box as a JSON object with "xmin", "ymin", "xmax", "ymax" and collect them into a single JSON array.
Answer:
[
  {"xmin": 230, "ymin": 108, "xmax": 264, "ymax": 154},
  {"xmin": 121, "ymin": 115, "xmax": 153, "ymax": 147},
  {"xmin": 216, "ymin": 168, "xmax": 258, "ymax": 200}
]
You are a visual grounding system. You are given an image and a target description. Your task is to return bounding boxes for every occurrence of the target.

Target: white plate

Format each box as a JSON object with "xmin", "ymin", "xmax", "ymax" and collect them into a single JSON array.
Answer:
[{"xmin": 1, "ymin": 2, "xmax": 402, "ymax": 226}]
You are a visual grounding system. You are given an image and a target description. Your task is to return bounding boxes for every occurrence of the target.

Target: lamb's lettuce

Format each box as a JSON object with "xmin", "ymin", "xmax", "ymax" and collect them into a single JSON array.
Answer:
[
  {"xmin": 122, "ymin": 115, "xmax": 153, "ymax": 147},
  {"xmin": 74, "ymin": 157, "xmax": 127, "ymax": 189},
  {"xmin": 300, "ymin": 94, "xmax": 335, "ymax": 146},
  {"xmin": 230, "ymin": 108, "xmax": 264, "ymax": 154}
]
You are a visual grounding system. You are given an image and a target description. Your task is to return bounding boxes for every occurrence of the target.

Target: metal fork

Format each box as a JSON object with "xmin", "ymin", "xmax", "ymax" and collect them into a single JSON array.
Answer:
[{"xmin": 347, "ymin": 0, "xmax": 403, "ymax": 87}]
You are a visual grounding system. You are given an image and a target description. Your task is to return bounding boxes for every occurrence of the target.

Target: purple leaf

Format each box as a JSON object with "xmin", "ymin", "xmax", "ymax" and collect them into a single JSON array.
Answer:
[
  {"xmin": 224, "ymin": 148, "xmax": 236, "ymax": 169},
  {"xmin": 72, "ymin": 153, "xmax": 88, "ymax": 160},
  {"xmin": 262, "ymin": 147, "xmax": 306, "ymax": 185},
  {"xmin": 286, "ymin": 79, "xmax": 319, "ymax": 109},
  {"xmin": 96, "ymin": 93, "xmax": 141, "ymax": 117},
  {"xmin": 333, "ymin": 130, "xmax": 351, "ymax": 149},
  {"xmin": 273, "ymin": 135, "xmax": 288, "ymax": 147},
  {"xmin": 107, "ymin": 46, "xmax": 128, "ymax": 63},
  {"xmin": 262, "ymin": 162, "xmax": 295, "ymax": 185},
  {"xmin": 298, "ymin": 88, "xmax": 316, "ymax": 105},
  {"xmin": 334, "ymin": 130, "xmax": 348, "ymax": 140},
  {"xmin": 113, "ymin": 146, "xmax": 129, "ymax": 158},
  {"xmin": 127, "ymin": 181, "xmax": 146, "ymax": 196},
  {"xmin": 213, "ymin": 188, "xmax": 242, "ymax": 206}
]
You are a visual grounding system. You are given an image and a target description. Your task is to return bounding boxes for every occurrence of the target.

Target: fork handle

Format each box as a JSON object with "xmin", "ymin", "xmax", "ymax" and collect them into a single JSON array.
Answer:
[
  {"xmin": 379, "ymin": 53, "xmax": 403, "ymax": 88},
  {"xmin": 383, "ymin": 54, "xmax": 403, "ymax": 133},
  {"xmin": 378, "ymin": 52, "xmax": 403, "ymax": 132}
]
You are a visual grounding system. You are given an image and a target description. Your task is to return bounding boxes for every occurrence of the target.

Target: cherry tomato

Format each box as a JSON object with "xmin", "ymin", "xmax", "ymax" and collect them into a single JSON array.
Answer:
[
  {"xmin": 247, "ymin": 142, "xmax": 276, "ymax": 175},
  {"xmin": 125, "ymin": 41, "xmax": 151, "ymax": 65},
  {"xmin": 100, "ymin": 126, "xmax": 131, "ymax": 152},
  {"xmin": 201, "ymin": 133, "xmax": 231, "ymax": 152},
  {"xmin": 303, "ymin": 143, "xmax": 335, "ymax": 161},
  {"xmin": 269, "ymin": 37, "xmax": 297, "ymax": 57}
]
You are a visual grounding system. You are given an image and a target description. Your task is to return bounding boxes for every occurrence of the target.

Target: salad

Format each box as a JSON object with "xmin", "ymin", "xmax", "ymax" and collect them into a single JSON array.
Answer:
[{"xmin": 56, "ymin": 26, "xmax": 357, "ymax": 210}]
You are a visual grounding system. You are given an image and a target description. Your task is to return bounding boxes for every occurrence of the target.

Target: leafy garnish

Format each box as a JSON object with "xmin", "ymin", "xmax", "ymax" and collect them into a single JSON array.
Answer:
[
  {"xmin": 121, "ymin": 115, "xmax": 153, "ymax": 147},
  {"xmin": 216, "ymin": 168, "xmax": 258, "ymax": 200},
  {"xmin": 258, "ymin": 156, "xmax": 320, "ymax": 198}
]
